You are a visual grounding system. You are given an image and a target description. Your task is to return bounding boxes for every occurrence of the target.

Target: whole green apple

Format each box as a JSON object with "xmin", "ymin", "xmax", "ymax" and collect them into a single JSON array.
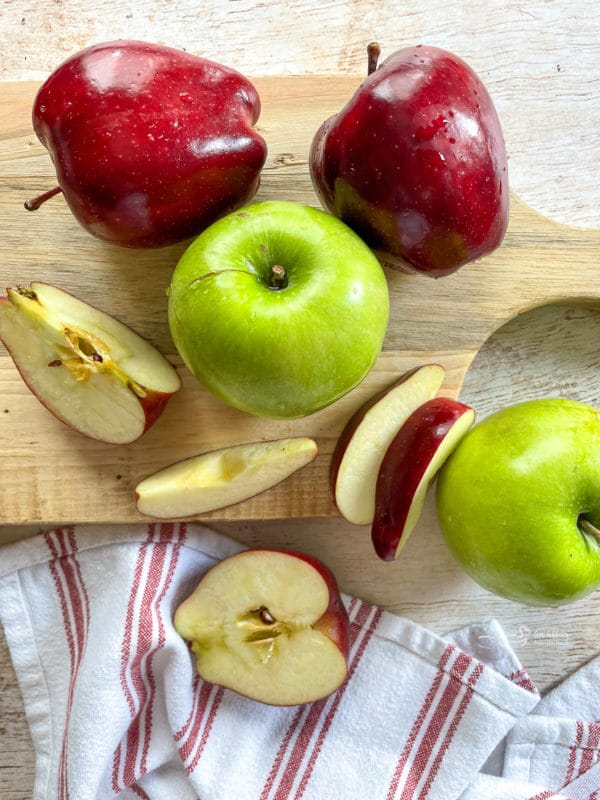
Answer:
[
  {"xmin": 168, "ymin": 201, "xmax": 389, "ymax": 418},
  {"xmin": 436, "ymin": 398, "xmax": 600, "ymax": 606}
]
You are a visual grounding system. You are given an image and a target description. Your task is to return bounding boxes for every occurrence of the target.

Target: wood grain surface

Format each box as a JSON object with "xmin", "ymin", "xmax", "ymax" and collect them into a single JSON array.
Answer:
[
  {"xmin": 1, "ymin": 3, "xmax": 599, "ymax": 799},
  {"xmin": 1, "ymin": 78, "xmax": 599, "ymax": 526}
]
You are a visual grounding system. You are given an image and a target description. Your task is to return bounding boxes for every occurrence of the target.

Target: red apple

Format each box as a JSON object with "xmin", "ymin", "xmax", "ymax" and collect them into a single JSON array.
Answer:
[
  {"xmin": 0, "ymin": 282, "xmax": 180, "ymax": 443},
  {"xmin": 372, "ymin": 396, "xmax": 475, "ymax": 561},
  {"xmin": 135, "ymin": 437, "xmax": 318, "ymax": 518},
  {"xmin": 174, "ymin": 549, "xmax": 350, "ymax": 706},
  {"xmin": 310, "ymin": 43, "xmax": 509, "ymax": 277},
  {"xmin": 26, "ymin": 40, "xmax": 267, "ymax": 247},
  {"xmin": 331, "ymin": 364, "xmax": 445, "ymax": 525}
]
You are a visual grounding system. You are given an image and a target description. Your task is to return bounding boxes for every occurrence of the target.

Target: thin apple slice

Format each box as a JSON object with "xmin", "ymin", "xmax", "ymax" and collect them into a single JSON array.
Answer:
[
  {"xmin": 0, "ymin": 282, "xmax": 180, "ymax": 444},
  {"xmin": 372, "ymin": 397, "xmax": 475, "ymax": 561},
  {"xmin": 331, "ymin": 364, "xmax": 445, "ymax": 525},
  {"xmin": 174, "ymin": 549, "xmax": 350, "ymax": 706},
  {"xmin": 135, "ymin": 437, "xmax": 318, "ymax": 518}
]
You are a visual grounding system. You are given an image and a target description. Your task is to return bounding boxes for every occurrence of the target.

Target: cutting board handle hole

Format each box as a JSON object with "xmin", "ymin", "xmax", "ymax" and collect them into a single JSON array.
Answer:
[{"xmin": 460, "ymin": 301, "xmax": 600, "ymax": 418}]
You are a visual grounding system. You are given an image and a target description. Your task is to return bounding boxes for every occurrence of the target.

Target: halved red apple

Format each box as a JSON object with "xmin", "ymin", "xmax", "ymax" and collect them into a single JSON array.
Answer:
[
  {"xmin": 0, "ymin": 282, "xmax": 180, "ymax": 444},
  {"xmin": 135, "ymin": 437, "xmax": 318, "ymax": 518},
  {"xmin": 331, "ymin": 364, "xmax": 445, "ymax": 525},
  {"xmin": 372, "ymin": 397, "xmax": 475, "ymax": 561},
  {"xmin": 174, "ymin": 548, "xmax": 350, "ymax": 706}
]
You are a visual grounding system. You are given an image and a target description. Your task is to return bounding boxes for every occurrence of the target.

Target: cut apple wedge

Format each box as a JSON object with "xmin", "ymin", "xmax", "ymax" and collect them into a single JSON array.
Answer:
[
  {"xmin": 372, "ymin": 397, "xmax": 475, "ymax": 561},
  {"xmin": 0, "ymin": 283, "xmax": 180, "ymax": 444},
  {"xmin": 174, "ymin": 548, "xmax": 350, "ymax": 706},
  {"xmin": 135, "ymin": 437, "xmax": 318, "ymax": 518},
  {"xmin": 331, "ymin": 364, "xmax": 445, "ymax": 525}
]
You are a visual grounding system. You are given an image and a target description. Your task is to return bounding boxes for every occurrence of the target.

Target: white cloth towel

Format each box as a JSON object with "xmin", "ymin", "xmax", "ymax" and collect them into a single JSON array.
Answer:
[{"xmin": 0, "ymin": 523, "xmax": 596, "ymax": 800}]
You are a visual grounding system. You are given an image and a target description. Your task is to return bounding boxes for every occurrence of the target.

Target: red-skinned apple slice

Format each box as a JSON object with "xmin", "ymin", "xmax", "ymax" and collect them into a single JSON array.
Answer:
[
  {"xmin": 174, "ymin": 548, "xmax": 350, "ymax": 706},
  {"xmin": 331, "ymin": 364, "xmax": 445, "ymax": 525},
  {"xmin": 372, "ymin": 397, "xmax": 475, "ymax": 561},
  {"xmin": 0, "ymin": 282, "xmax": 180, "ymax": 444},
  {"xmin": 135, "ymin": 437, "xmax": 318, "ymax": 518}
]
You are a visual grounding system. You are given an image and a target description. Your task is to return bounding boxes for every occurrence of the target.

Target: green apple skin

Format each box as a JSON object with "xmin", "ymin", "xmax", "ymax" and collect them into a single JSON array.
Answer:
[
  {"xmin": 168, "ymin": 201, "xmax": 389, "ymax": 418},
  {"xmin": 436, "ymin": 398, "xmax": 600, "ymax": 606}
]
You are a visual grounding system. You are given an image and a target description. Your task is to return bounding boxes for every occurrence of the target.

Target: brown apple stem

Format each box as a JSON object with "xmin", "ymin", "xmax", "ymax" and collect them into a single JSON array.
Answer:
[
  {"xmin": 579, "ymin": 516, "xmax": 600, "ymax": 546},
  {"xmin": 24, "ymin": 185, "xmax": 63, "ymax": 211},
  {"xmin": 367, "ymin": 42, "xmax": 381, "ymax": 75},
  {"xmin": 268, "ymin": 264, "xmax": 288, "ymax": 290}
]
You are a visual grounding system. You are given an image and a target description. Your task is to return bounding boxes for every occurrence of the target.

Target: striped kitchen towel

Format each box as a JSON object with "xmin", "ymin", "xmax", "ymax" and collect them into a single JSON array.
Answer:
[{"xmin": 0, "ymin": 523, "xmax": 546, "ymax": 800}]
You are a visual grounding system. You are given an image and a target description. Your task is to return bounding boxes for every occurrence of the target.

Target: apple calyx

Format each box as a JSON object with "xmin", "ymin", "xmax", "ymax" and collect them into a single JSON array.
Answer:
[
  {"xmin": 579, "ymin": 517, "xmax": 600, "ymax": 547},
  {"xmin": 367, "ymin": 42, "xmax": 381, "ymax": 75},
  {"xmin": 24, "ymin": 185, "xmax": 63, "ymax": 211},
  {"xmin": 267, "ymin": 264, "xmax": 288, "ymax": 290}
]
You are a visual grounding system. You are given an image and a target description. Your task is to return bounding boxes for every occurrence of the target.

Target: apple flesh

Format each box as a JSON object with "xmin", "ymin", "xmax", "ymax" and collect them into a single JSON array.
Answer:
[
  {"xmin": 436, "ymin": 399, "xmax": 600, "ymax": 606},
  {"xmin": 135, "ymin": 437, "xmax": 318, "ymax": 518},
  {"xmin": 331, "ymin": 364, "xmax": 445, "ymax": 525},
  {"xmin": 0, "ymin": 282, "xmax": 180, "ymax": 443},
  {"xmin": 310, "ymin": 43, "xmax": 509, "ymax": 277},
  {"xmin": 27, "ymin": 40, "xmax": 267, "ymax": 247},
  {"xmin": 372, "ymin": 397, "xmax": 475, "ymax": 561},
  {"xmin": 168, "ymin": 200, "xmax": 389, "ymax": 419},
  {"xmin": 174, "ymin": 549, "xmax": 350, "ymax": 706}
]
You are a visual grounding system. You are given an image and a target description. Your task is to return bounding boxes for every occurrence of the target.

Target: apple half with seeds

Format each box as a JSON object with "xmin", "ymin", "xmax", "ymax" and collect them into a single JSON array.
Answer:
[
  {"xmin": 174, "ymin": 548, "xmax": 350, "ymax": 706},
  {"xmin": 331, "ymin": 363, "xmax": 445, "ymax": 525},
  {"xmin": 135, "ymin": 437, "xmax": 318, "ymax": 518},
  {"xmin": 0, "ymin": 282, "xmax": 180, "ymax": 444},
  {"xmin": 372, "ymin": 396, "xmax": 475, "ymax": 561}
]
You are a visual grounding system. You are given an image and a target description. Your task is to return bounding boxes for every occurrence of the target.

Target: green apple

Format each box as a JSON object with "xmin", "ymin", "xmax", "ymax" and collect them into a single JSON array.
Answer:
[
  {"xmin": 167, "ymin": 201, "xmax": 389, "ymax": 418},
  {"xmin": 436, "ymin": 398, "xmax": 600, "ymax": 606}
]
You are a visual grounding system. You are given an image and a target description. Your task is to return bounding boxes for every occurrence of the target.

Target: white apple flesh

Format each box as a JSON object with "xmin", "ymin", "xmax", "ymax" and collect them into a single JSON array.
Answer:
[
  {"xmin": 331, "ymin": 364, "xmax": 445, "ymax": 525},
  {"xmin": 174, "ymin": 549, "xmax": 350, "ymax": 706},
  {"xmin": 0, "ymin": 283, "xmax": 180, "ymax": 444},
  {"xmin": 372, "ymin": 397, "xmax": 475, "ymax": 561},
  {"xmin": 135, "ymin": 437, "xmax": 318, "ymax": 518}
]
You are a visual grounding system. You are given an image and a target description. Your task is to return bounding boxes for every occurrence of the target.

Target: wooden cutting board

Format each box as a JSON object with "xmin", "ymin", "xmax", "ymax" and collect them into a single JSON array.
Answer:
[{"xmin": 1, "ymin": 77, "xmax": 599, "ymax": 526}]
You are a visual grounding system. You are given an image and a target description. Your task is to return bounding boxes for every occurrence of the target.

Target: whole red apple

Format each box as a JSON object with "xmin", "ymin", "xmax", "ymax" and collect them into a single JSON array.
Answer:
[
  {"xmin": 27, "ymin": 40, "xmax": 267, "ymax": 248},
  {"xmin": 310, "ymin": 44, "xmax": 509, "ymax": 277}
]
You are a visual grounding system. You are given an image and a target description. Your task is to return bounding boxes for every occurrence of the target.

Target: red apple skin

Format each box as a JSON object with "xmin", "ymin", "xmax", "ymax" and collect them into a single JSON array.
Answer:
[
  {"xmin": 310, "ymin": 45, "xmax": 509, "ymax": 277},
  {"xmin": 330, "ymin": 367, "xmax": 423, "ymax": 502},
  {"xmin": 31, "ymin": 40, "xmax": 267, "ymax": 248},
  {"xmin": 139, "ymin": 388, "xmax": 178, "ymax": 434},
  {"xmin": 372, "ymin": 397, "xmax": 474, "ymax": 561}
]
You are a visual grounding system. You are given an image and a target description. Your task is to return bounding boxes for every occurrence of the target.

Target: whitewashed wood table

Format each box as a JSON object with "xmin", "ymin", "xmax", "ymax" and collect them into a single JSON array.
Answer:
[{"xmin": 1, "ymin": 2, "xmax": 599, "ymax": 798}]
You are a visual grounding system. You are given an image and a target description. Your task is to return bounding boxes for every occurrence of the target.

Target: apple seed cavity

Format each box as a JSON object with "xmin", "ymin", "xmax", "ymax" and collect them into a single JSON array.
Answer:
[{"xmin": 237, "ymin": 606, "xmax": 285, "ymax": 663}]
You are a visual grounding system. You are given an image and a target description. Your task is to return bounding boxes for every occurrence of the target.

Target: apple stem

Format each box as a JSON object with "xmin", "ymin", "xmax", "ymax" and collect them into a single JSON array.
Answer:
[
  {"xmin": 24, "ymin": 185, "xmax": 63, "ymax": 211},
  {"xmin": 579, "ymin": 516, "xmax": 600, "ymax": 546},
  {"xmin": 268, "ymin": 264, "xmax": 288, "ymax": 290},
  {"xmin": 367, "ymin": 42, "xmax": 381, "ymax": 75}
]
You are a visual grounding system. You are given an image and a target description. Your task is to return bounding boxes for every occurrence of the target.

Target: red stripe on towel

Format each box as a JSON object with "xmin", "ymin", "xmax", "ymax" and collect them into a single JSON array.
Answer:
[
  {"xmin": 113, "ymin": 524, "xmax": 184, "ymax": 791},
  {"xmin": 385, "ymin": 644, "xmax": 458, "ymax": 800},
  {"xmin": 564, "ymin": 720, "xmax": 586, "ymax": 786},
  {"xmin": 397, "ymin": 652, "xmax": 474, "ymax": 800},
  {"xmin": 270, "ymin": 600, "xmax": 377, "ymax": 800},
  {"xmin": 45, "ymin": 529, "xmax": 90, "ymax": 800},
  {"xmin": 293, "ymin": 604, "xmax": 383, "ymax": 800},
  {"xmin": 416, "ymin": 661, "xmax": 484, "ymax": 799},
  {"xmin": 258, "ymin": 599, "xmax": 359, "ymax": 800}
]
